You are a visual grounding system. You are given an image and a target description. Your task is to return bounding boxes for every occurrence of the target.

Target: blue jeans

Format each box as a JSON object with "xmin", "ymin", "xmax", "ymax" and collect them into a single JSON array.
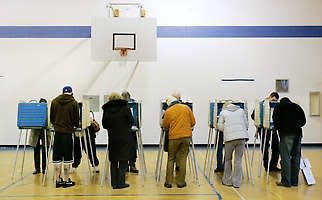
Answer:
[{"xmin": 279, "ymin": 135, "xmax": 301, "ymax": 186}]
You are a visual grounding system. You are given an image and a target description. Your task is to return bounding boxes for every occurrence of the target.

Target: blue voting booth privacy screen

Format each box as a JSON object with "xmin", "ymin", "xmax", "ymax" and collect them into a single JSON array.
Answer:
[
  {"xmin": 128, "ymin": 102, "xmax": 140, "ymax": 128},
  {"xmin": 209, "ymin": 102, "xmax": 245, "ymax": 128},
  {"xmin": 17, "ymin": 103, "xmax": 48, "ymax": 129}
]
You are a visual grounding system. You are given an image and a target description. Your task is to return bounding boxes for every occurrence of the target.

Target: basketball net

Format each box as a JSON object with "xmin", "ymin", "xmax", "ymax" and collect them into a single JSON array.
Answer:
[{"xmin": 119, "ymin": 48, "xmax": 128, "ymax": 57}]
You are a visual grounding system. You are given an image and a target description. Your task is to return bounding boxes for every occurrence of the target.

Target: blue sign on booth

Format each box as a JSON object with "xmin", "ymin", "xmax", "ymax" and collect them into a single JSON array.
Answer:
[{"xmin": 17, "ymin": 103, "xmax": 47, "ymax": 129}]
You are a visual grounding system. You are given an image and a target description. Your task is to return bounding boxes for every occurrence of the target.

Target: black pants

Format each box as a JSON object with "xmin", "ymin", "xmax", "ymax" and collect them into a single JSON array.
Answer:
[
  {"xmin": 216, "ymin": 131, "xmax": 225, "ymax": 170},
  {"xmin": 128, "ymin": 131, "xmax": 137, "ymax": 167},
  {"xmin": 110, "ymin": 161, "xmax": 128, "ymax": 187},
  {"xmin": 260, "ymin": 129, "xmax": 280, "ymax": 169},
  {"xmin": 34, "ymin": 131, "xmax": 47, "ymax": 172},
  {"xmin": 73, "ymin": 129, "xmax": 99, "ymax": 168}
]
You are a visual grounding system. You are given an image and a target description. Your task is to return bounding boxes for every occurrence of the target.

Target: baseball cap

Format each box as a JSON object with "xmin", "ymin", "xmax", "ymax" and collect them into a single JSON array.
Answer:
[{"xmin": 62, "ymin": 86, "xmax": 73, "ymax": 93}]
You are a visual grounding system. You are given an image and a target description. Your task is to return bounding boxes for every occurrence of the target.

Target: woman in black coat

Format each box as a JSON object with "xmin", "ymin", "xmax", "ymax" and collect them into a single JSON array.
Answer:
[{"xmin": 102, "ymin": 92, "xmax": 133, "ymax": 189}]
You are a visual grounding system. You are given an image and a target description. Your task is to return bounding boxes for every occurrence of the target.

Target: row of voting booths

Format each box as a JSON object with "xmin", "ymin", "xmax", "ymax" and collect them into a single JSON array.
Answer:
[
  {"xmin": 15, "ymin": 100, "xmax": 99, "ymax": 185},
  {"xmin": 15, "ymin": 98, "xmax": 315, "ymax": 186},
  {"xmin": 15, "ymin": 99, "xmax": 147, "ymax": 186}
]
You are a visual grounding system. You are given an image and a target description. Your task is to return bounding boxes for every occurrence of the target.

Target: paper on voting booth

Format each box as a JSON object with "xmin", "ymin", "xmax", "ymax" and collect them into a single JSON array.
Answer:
[{"xmin": 301, "ymin": 158, "xmax": 316, "ymax": 185}]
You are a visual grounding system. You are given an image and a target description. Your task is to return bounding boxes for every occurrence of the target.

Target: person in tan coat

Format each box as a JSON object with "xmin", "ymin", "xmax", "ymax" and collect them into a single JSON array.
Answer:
[{"xmin": 162, "ymin": 95, "xmax": 196, "ymax": 188}]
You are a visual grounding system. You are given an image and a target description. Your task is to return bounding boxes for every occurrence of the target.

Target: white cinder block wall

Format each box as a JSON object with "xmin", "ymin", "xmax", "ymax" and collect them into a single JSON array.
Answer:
[{"xmin": 0, "ymin": 0, "xmax": 322, "ymax": 144}]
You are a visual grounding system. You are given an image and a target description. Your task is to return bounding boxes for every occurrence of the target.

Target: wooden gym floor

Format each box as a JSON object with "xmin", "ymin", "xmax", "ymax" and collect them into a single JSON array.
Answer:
[{"xmin": 0, "ymin": 146, "xmax": 321, "ymax": 200}]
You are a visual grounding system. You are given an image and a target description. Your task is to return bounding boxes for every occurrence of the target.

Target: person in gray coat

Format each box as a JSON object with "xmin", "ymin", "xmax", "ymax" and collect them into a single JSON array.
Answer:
[{"xmin": 218, "ymin": 102, "xmax": 249, "ymax": 188}]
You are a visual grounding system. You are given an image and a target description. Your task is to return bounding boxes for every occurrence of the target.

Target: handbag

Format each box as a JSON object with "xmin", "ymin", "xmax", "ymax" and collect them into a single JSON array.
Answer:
[{"xmin": 90, "ymin": 111, "xmax": 100, "ymax": 133}]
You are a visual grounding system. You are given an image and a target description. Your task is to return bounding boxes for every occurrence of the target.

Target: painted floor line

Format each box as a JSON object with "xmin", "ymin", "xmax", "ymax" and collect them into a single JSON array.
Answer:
[{"xmin": 198, "ymin": 164, "xmax": 223, "ymax": 200}]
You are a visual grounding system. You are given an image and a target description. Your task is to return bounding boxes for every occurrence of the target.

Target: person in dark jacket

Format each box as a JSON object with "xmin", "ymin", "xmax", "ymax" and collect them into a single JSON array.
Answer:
[
  {"xmin": 251, "ymin": 92, "xmax": 281, "ymax": 172},
  {"xmin": 273, "ymin": 97, "xmax": 306, "ymax": 187},
  {"xmin": 50, "ymin": 86, "xmax": 79, "ymax": 188},
  {"xmin": 102, "ymin": 92, "xmax": 133, "ymax": 189}
]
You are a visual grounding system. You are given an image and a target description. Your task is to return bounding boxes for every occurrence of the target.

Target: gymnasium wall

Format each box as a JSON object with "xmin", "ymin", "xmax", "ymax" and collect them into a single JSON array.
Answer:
[{"xmin": 0, "ymin": 0, "xmax": 322, "ymax": 144}]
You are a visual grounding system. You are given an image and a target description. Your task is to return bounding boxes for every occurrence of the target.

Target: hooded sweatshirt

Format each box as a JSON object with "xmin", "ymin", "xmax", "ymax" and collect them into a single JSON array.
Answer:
[
  {"xmin": 217, "ymin": 104, "xmax": 249, "ymax": 143},
  {"xmin": 50, "ymin": 94, "xmax": 79, "ymax": 133}
]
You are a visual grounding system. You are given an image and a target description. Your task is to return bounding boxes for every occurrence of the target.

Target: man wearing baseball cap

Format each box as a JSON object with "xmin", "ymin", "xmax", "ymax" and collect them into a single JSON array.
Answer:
[{"xmin": 50, "ymin": 86, "xmax": 79, "ymax": 188}]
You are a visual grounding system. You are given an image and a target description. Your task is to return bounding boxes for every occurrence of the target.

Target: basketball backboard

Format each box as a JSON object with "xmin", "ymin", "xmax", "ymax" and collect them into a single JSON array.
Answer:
[{"xmin": 91, "ymin": 17, "xmax": 157, "ymax": 61}]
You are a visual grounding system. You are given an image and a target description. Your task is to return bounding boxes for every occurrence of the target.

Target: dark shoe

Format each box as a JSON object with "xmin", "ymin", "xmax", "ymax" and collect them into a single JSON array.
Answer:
[
  {"xmin": 177, "ymin": 183, "xmax": 187, "ymax": 188},
  {"xmin": 233, "ymin": 185, "xmax": 240, "ymax": 188},
  {"xmin": 32, "ymin": 170, "xmax": 41, "ymax": 175},
  {"xmin": 113, "ymin": 183, "xmax": 130, "ymax": 189},
  {"xmin": 93, "ymin": 167, "xmax": 100, "ymax": 173},
  {"xmin": 55, "ymin": 179, "xmax": 64, "ymax": 188},
  {"xmin": 214, "ymin": 168, "xmax": 224, "ymax": 173},
  {"xmin": 164, "ymin": 183, "xmax": 172, "ymax": 188},
  {"xmin": 42, "ymin": 170, "xmax": 46, "ymax": 174},
  {"xmin": 291, "ymin": 183, "xmax": 298, "ymax": 187},
  {"xmin": 63, "ymin": 178, "xmax": 76, "ymax": 188},
  {"xmin": 276, "ymin": 181, "xmax": 291, "ymax": 187},
  {"xmin": 118, "ymin": 183, "xmax": 130, "ymax": 189},
  {"xmin": 130, "ymin": 166, "xmax": 139, "ymax": 174}
]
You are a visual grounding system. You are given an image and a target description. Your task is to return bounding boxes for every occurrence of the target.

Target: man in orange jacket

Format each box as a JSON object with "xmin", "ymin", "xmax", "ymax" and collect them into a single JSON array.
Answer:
[{"xmin": 162, "ymin": 95, "xmax": 196, "ymax": 188}]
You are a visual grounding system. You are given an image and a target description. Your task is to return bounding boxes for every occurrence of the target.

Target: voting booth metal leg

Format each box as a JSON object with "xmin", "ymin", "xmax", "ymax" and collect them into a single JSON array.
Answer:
[
  {"xmin": 136, "ymin": 129, "xmax": 146, "ymax": 184},
  {"xmin": 244, "ymin": 142, "xmax": 253, "ymax": 182},
  {"xmin": 208, "ymin": 129, "xmax": 219, "ymax": 185},
  {"xmin": 78, "ymin": 132, "xmax": 91, "ymax": 184},
  {"xmin": 42, "ymin": 130, "xmax": 55, "ymax": 186},
  {"xmin": 86, "ymin": 128, "xmax": 97, "ymax": 174},
  {"xmin": 203, "ymin": 128, "xmax": 213, "ymax": 173},
  {"xmin": 20, "ymin": 129, "xmax": 29, "ymax": 177},
  {"xmin": 12, "ymin": 129, "xmax": 24, "ymax": 180},
  {"xmin": 205, "ymin": 129, "xmax": 215, "ymax": 179},
  {"xmin": 266, "ymin": 130, "xmax": 273, "ymax": 182},
  {"xmin": 101, "ymin": 140, "xmax": 110, "ymax": 186},
  {"xmin": 189, "ymin": 138, "xmax": 200, "ymax": 186},
  {"xmin": 155, "ymin": 129, "xmax": 165, "ymax": 182},
  {"xmin": 12, "ymin": 129, "xmax": 29, "ymax": 180},
  {"xmin": 258, "ymin": 129, "xmax": 267, "ymax": 177},
  {"xmin": 250, "ymin": 130, "xmax": 259, "ymax": 177},
  {"xmin": 44, "ymin": 129, "xmax": 48, "ymax": 177},
  {"xmin": 82, "ymin": 130, "xmax": 93, "ymax": 177}
]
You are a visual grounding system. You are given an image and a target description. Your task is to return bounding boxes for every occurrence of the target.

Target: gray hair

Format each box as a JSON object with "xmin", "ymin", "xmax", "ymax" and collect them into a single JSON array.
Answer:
[
  {"xmin": 121, "ymin": 91, "xmax": 131, "ymax": 101},
  {"xmin": 108, "ymin": 92, "xmax": 122, "ymax": 101}
]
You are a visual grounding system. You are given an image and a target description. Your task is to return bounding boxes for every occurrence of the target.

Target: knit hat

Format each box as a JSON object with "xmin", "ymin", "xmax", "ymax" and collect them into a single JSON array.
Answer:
[
  {"xmin": 62, "ymin": 86, "xmax": 73, "ymax": 93},
  {"xmin": 165, "ymin": 95, "xmax": 177, "ymax": 106}
]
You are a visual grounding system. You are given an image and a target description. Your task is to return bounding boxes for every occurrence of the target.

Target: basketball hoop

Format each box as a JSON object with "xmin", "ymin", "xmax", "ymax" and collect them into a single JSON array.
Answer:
[{"xmin": 119, "ymin": 48, "xmax": 128, "ymax": 57}]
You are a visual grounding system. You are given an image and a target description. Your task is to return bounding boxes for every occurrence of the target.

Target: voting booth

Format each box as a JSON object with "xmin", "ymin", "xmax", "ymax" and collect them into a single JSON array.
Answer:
[
  {"xmin": 13, "ymin": 102, "xmax": 49, "ymax": 181},
  {"xmin": 204, "ymin": 100, "xmax": 251, "ymax": 184}
]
